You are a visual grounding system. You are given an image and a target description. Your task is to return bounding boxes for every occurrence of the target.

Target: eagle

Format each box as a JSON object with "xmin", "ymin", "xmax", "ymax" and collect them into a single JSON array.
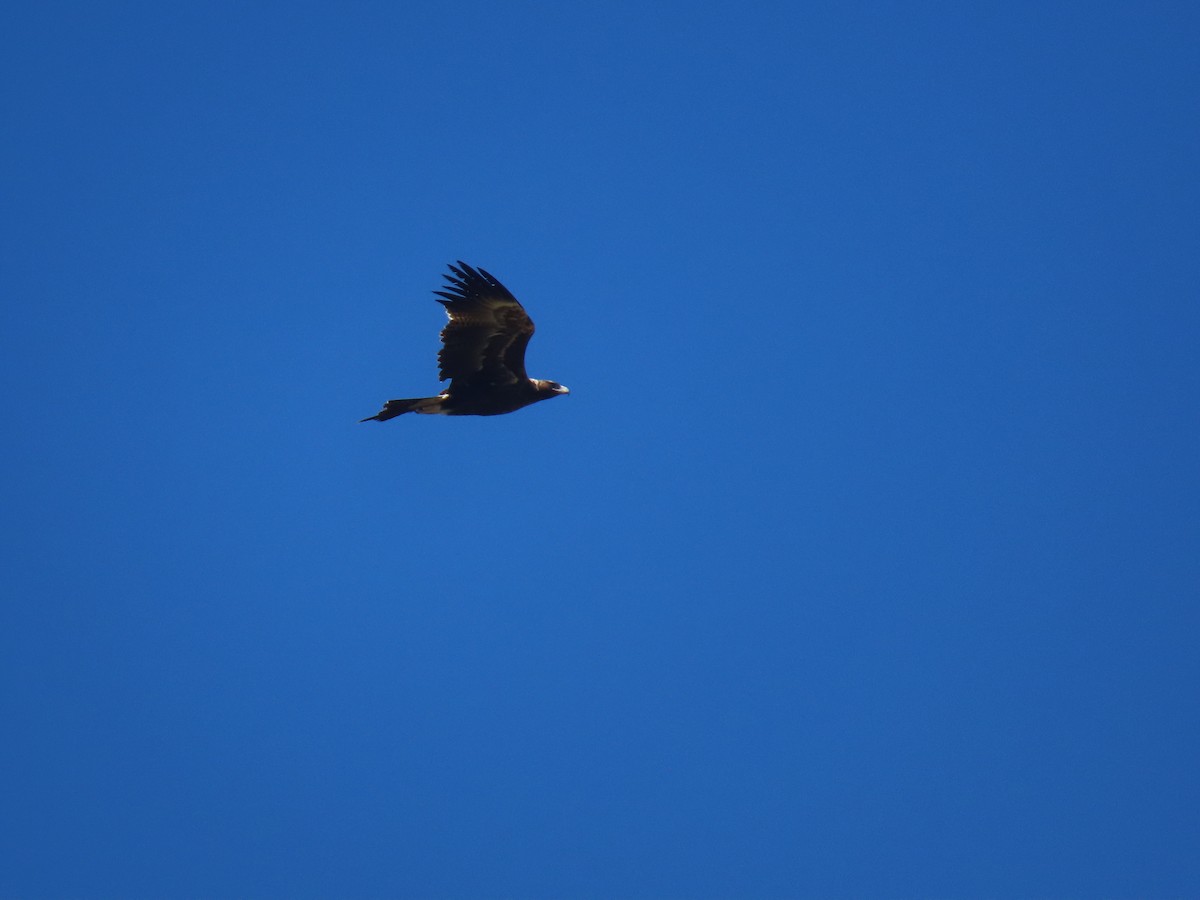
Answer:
[{"xmin": 361, "ymin": 262, "xmax": 569, "ymax": 421}]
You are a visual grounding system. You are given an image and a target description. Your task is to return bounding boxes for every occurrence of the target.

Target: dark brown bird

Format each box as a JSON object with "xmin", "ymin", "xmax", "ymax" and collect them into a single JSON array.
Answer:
[{"xmin": 361, "ymin": 262, "xmax": 569, "ymax": 421}]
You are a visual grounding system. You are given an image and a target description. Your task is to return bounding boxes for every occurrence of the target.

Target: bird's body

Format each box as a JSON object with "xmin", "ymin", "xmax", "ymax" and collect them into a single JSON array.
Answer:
[{"xmin": 362, "ymin": 262, "xmax": 569, "ymax": 422}]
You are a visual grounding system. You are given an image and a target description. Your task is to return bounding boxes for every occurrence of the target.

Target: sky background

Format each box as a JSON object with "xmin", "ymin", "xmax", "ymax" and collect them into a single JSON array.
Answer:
[{"xmin": 2, "ymin": 2, "xmax": 1198, "ymax": 897}]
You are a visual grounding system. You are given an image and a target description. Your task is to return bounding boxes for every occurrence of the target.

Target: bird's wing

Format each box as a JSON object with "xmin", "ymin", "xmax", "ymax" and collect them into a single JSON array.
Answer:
[{"xmin": 433, "ymin": 261, "xmax": 534, "ymax": 387}]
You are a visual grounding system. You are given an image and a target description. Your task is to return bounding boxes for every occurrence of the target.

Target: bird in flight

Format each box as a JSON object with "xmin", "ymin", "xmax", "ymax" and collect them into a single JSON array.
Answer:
[{"xmin": 361, "ymin": 262, "xmax": 569, "ymax": 421}]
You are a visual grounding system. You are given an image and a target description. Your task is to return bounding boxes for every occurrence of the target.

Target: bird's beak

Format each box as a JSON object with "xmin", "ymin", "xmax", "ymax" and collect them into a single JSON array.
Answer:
[{"xmin": 554, "ymin": 384, "xmax": 570, "ymax": 395}]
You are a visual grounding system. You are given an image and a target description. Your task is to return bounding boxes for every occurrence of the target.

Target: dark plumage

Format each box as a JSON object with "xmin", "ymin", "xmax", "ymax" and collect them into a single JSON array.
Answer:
[{"xmin": 361, "ymin": 262, "xmax": 569, "ymax": 421}]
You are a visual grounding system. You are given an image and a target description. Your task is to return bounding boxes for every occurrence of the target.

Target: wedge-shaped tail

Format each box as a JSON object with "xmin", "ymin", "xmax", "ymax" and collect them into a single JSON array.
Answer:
[{"xmin": 360, "ymin": 396, "xmax": 447, "ymax": 422}]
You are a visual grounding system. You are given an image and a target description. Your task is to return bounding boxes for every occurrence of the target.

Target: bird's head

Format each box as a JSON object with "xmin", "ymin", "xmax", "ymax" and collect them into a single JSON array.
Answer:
[{"xmin": 534, "ymin": 380, "xmax": 570, "ymax": 398}]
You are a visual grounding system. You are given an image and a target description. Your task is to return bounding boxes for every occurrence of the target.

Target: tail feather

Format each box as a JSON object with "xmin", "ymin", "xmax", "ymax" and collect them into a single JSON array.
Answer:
[{"xmin": 360, "ymin": 396, "xmax": 443, "ymax": 422}]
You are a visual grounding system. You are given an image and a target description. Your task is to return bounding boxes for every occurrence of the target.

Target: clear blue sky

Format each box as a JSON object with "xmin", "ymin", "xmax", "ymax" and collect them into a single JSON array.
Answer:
[{"xmin": 3, "ymin": 2, "xmax": 1198, "ymax": 897}]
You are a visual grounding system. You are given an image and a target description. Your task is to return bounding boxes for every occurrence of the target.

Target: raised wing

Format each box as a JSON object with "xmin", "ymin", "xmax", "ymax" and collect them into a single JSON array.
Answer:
[{"xmin": 433, "ymin": 261, "xmax": 534, "ymax": 388}]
